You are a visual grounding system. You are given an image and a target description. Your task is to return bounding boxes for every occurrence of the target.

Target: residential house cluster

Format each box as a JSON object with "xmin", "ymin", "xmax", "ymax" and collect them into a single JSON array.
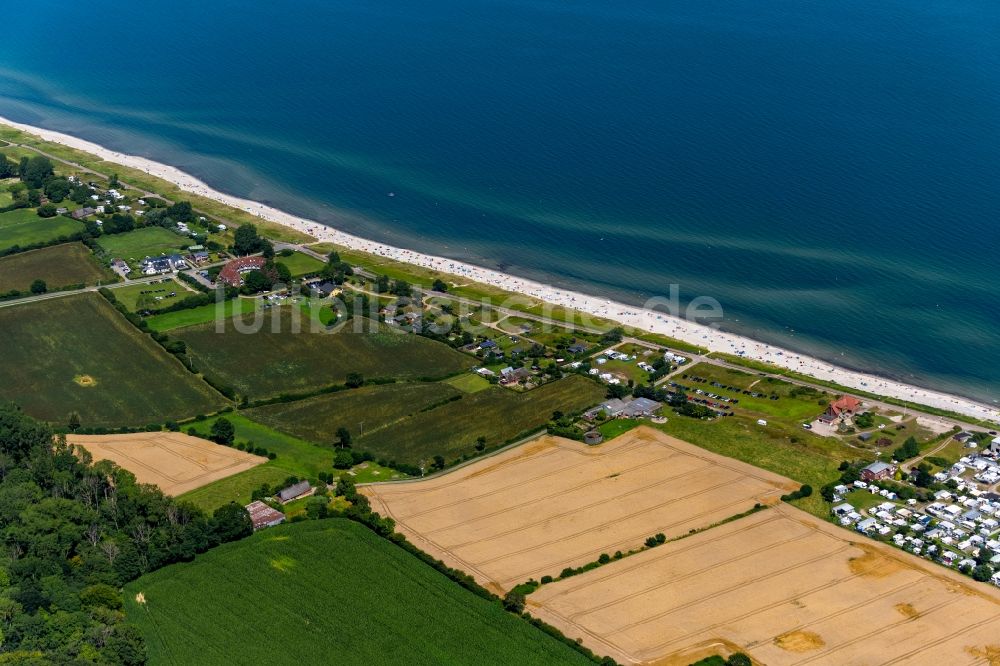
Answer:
[
  {"xmin": 140, "ymin": 254, "xmax": 187, "ymax": 275},
  {"xmin": 831, "ymin": 468, "xmax": 1000, "ymax": 585},
  {"xmin": 500, "ymin": 366, "xmax": 532, "ymax": 385},
  {"xmin": 583, "ymin": 397, "xmax": 662, "ymax": 422}
]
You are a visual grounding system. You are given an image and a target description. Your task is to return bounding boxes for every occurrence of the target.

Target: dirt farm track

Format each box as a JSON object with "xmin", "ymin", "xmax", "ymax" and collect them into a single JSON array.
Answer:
[
  {"xmin": 362, "ymin": 427, "xmax": 797, "ymax": 591},
  {"xmin": 364, "ymin": 428, "xmax": 1000, "ymax": 665},
  {"xmin": 68, "ymin": 432, "xmax": 265, "ymax": 495}
]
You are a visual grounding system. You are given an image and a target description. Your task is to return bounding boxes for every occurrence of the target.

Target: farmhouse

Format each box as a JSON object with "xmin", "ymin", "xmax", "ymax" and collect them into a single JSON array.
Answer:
[
  {"xmin": 620, "ymin": 397, "xmax": 662, "ymax": 418},
  {"xmin": 188, "ymin": 249, "xmax": 210, "ymax": 264},
  {"xmin": 276, "ymin": 480, "xmax": 312, "ymax": 504},
  {"xmin": 567, "ymin": 343, "xmax": 588, "ymax": 354},
  {"xmin": 245, "ymin": 501, "xmax": 285, "ymax": 530},
  {"xmin": 71, "ymin": 207, "xmax": 96, "ymax": 220},
  {"xmin": 499, "ymin": 367, "xmax": 532, "ymax": 385},
  {"xmin": 861, "ymin": 461, "xmax": 896, "ymax": 482},
  {"xmin": 819, "ymin": 395, "xmax": 862, "ymax": 424},
  {"xmin": 583, "ymin": 398, "xmax": 628, "ymax": 421},
  {"xmin": 313, "ymin": 281, "xmax": 337, "ymax": 297},
  {"xmin": 218, "ymin": 256, "xmax": 266, "ymax": 287}
]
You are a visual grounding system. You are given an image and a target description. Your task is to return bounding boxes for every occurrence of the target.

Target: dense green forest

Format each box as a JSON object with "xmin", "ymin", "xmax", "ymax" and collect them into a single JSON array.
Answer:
[{"xmin": 0, "ymin": 404, "xmax": 251, "ymax": 663}]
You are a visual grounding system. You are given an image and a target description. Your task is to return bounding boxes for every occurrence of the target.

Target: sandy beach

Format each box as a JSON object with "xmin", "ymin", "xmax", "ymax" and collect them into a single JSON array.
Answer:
[{"xmin": 2, "ymin": 115, "xmax": 997, "ymax": 425}]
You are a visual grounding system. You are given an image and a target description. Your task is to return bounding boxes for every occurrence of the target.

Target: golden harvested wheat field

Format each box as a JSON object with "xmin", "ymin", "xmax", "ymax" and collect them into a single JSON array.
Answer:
[
  {"xmin": 530, "ymin": 504, "xmax": 1000, "ymax": 665},
  {"xmin": 68, "ymin": 432, "xmax": 265, "ymax": 495},
  {"xmin": 362, "ymin": 426, "xmax": 797, "ymax": 592}
]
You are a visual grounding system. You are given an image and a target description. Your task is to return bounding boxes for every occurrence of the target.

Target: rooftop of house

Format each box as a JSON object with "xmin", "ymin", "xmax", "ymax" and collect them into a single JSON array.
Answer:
[
  {"xmin": 277, "ymin": 481, "xmax": 311, "ymax": 502},
  {"xmin": 218, "ymin": 256, "xmax": 267, "ymax": 286},
  {"xmin": 829, "ymin": 395, "xmax": 862, "ymax": 415}
]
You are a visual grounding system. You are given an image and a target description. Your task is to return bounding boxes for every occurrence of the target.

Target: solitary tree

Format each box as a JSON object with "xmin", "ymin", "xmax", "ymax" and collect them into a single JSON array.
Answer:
[
  {"xmin": 30, "ymin": 279, "xmax": 47, "ymax": 295},
  {"xmin": 233, "ymin": 224, "xmax": 263, "ymax": 256},
  {"xmin": 333, "ymin": 449, "xmax": 354, "ymax": 469},
  {"xmin": 335, "ymin": 427, "xmax": 352, "ymax": 449},
  {"xmin": 21, "ymin": 155, "xmax": 54, "ymax": 188},
  {"xmin": 432, "ymin": 278, "xmax": 448, "ymax": 292},
  {"xmin": 210, "ymin": 417, "xmax": 236, "ymax": 445},
  {"xmin": 212, "ymin": 503, "xmax": 253, "ymax": 542},
  {"xmin": 502, "ymin": 590, "xmax": 525, "ymax": 613},
  {"xmin": 68, "ymin": 411, "xmax": 81, "ymax": 432},
  {"xmin": 241, "ymin": 269, "xmax": 271, "ymax": 293}
]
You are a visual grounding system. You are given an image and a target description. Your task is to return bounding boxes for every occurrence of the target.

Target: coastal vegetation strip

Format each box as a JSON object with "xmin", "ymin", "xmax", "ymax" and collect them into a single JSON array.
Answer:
[{"xmin": 0, "ymin": 125, "xmax": 313, "ymax": 244}]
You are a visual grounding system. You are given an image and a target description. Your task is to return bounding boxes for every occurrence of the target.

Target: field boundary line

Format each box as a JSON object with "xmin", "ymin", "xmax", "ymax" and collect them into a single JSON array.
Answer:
[
  {"xmin": 601, "ymin": 543, "xmax": 855, "ymax": 636},
  {"xmin": 646, "ymin": 572, "xmax": 922, "ymax": 657},
  {"xmin": 473, "ymin": 478, "xmax": 772, "ymax": 568},
  {"xmin": 879, "ymin": 612, "xmax": 1000, "ymax": 666},
  {"xmin": 794, "ymin": 596, "xmax": 962, "ymax": 665},
  {"xmin": 425, "ymin": 454, "xmax": 709, "ymax": 539},
  {"xmin": 572, "ymin": 531, "xmax": 842, "ymax": 625}
]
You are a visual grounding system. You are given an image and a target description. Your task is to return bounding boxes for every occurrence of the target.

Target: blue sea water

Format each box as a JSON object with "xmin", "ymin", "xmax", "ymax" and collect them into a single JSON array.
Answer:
[{"xmin": 1, "ymin": 0, "xmax": 998, "ymax": 404}]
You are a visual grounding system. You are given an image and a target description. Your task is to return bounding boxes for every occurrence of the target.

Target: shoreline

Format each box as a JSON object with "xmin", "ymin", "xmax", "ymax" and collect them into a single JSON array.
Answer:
[{"xmin": 1, "ymin": 114, "xmax": 997, "ymax": 425}]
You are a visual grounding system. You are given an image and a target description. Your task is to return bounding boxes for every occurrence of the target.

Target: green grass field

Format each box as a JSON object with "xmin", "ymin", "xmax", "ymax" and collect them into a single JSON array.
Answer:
[
  {"xmin": 112, "ymin": 278, "xmax": 196, "ymax": 312},
  {"xmin": 0, "ymin": 208, "xmax": 41, "ymax": 227},
  {"xmin": 177, "ymin": 309, "xmax": 472, "ymax": 400},
  {"xmin": 597, "ymin": 418, "xmax": 642, "ymax": 439},
  {"xmin": 0, "ymin": 293, "xmax": 227, "ymax": 427},
  {"xmin": 124, "ymin": 520, "xmax": 591, "ymax": 666},
  {"xmin": 680, "ymin": 362, "xmax": 831, "ymax": 421},
  {"xmin": 496, "ymin": 316, "xmax": 600, "ymax": 350},
  {"xmin": 277, "ymin": 250, "xmax": 325, "ymax": 277},
  {"xmin": 358, "ymin": 375, "xmax": 605, "ymax": 465},
  {"xmin": 246, "ymin": 383, "xmax": 462, "ymax": 448},
  {"xmin": 0, "ymin": 209, "xmax": 84, "ymax": 252},
  {"xmin": 144, "ymin": 297, "xmax": 258, "ymax": 332},
  {"xmin": 0, "ymin": 242, "xmax": 112, "ymax": 292},
  {"xmin": 179, "ymin": 413, "xmax": 338, "ymax": 510},
  {"xmin": 96, "ymin": 227, "xmax": 187, "ymax": 264},
  {"xmin": 652, "ymin": 414, "xmax": 864, "ymax": 517},
  {"xmin": 178, "ymin": 464, "xmax": 293, "ymax": 511},
  {"xmin": 845, "ymin": 489, "xmax": 886, "ymax": 512},
  {"xmin": 445, "ymin": 372, "xmax": 492, "ymax": 393}
]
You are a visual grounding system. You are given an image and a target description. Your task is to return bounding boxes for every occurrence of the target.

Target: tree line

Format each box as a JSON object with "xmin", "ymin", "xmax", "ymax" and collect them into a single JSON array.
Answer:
[{"xmin": 0, "ymin": 403, "xmax": 255, "ymax": 663}]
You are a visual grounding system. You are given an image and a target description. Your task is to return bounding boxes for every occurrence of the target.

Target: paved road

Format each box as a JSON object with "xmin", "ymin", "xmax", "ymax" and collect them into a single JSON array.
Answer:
[{"xmin": 0, "ymin": 274, "xmax": 171, "ymax": 309}]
